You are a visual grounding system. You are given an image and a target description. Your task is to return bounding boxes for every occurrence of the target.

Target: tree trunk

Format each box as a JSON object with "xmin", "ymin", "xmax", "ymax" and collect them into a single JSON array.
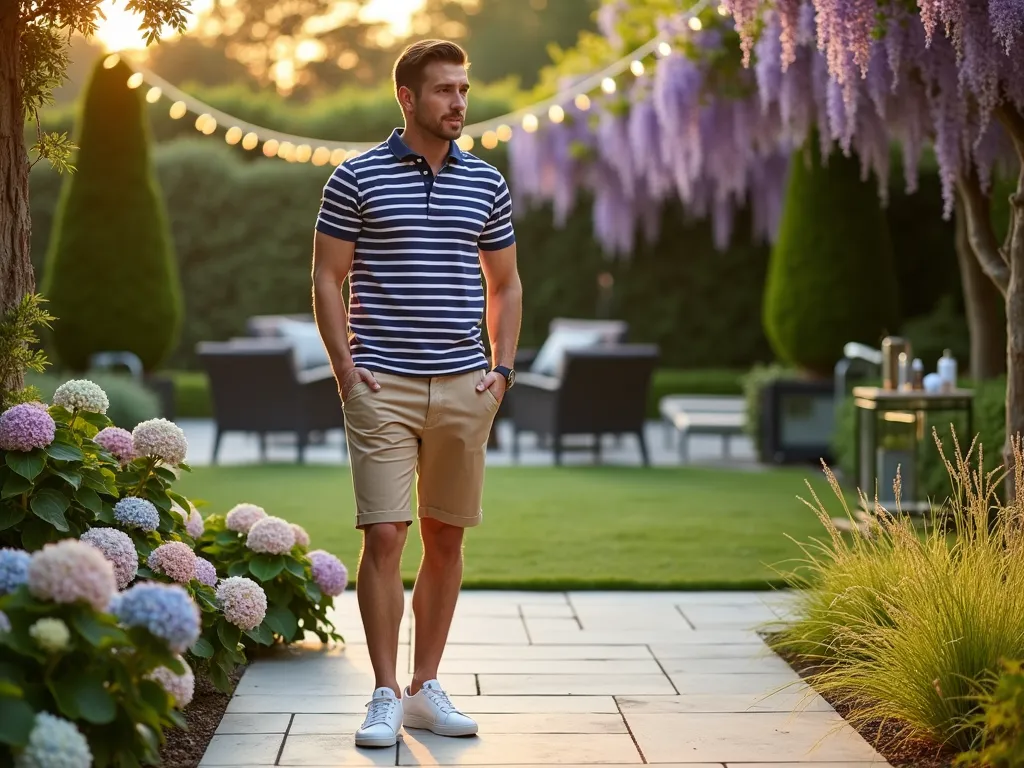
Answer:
[
  {"xmin": 0, "ymin": 3, "xmax": 34, "ymax": 396},
  {"xmin": 996, "ymin": 105, "xmax": 1024, "ymax": 502},
  {"xmin": 955, "ymin": 190, "xmax": 1006, "ymax": 380}
]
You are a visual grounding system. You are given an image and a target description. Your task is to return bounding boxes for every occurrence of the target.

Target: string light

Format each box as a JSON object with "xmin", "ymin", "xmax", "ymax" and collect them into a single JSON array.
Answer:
[
  {"xmin": 658, "ymin": 41, "xmax": 672, "ymax": 56},
  {"xmin": 630, "ymin": 60, "xmax": 645, "ymax": 76},
  {"xmin": 278, "ymin": 141, "xmax": 296, "ymax": 161},
  {"xmin": 262, "ymin": 139, "xmax": 280, "ymax": 157},
  {"xmin": 548, "ymin": 104, "xmax": 565, "ymax": 123},
  {"xmin": 575, "ymin": 94, "xmax": 591, "ymax": 111},
  {"xmin": 688, "ymin": 17, "xmax": 703, "ymax": 30},
  {"xmin": 145, "ymin": 86, "xmax": 162, "ymax": 103},
  {"xmin": 242, "ymin": 132, "xmax": 259, "ymax": 150},
  {"xmin": 127, "ymin": 73, "xmax": 144, "ymax": 89},
  {"xmin": 601, "ymin": 77, "xmax": 617, "ymax": 94},
  {"xmin": 169, "ymin": 101, "xmax": 187, "ymax": 119},
  {"xmin": 225, "ymin": 126, "xmax": 243, "ymax": 145},
  {"xmin": 103, "ymin": 54, "xmax": 121, "ymax": 69},
  {"xmin": 522, "ymin": 114, "xmax": 539, "ymax": 133},
  {"xmin": 295, "ymin": 144, "xmax": 313, "ymax": 163},
  {"xmin": 312, "ymin": 146, "xmax": 332, "ymax": 166},
  {"xmin": 481, "ymin": 130, "xmax": 498, "ymax": 149},
  {"xmin": 330, "ymin": 148, "xmax": 347, "ymax": 165},
  {"xmin": 456, "ymin": 135, "xmax": 474, "ymax": 150},
  {"xmin": 496, "ymin": 124, "xmax": 513, "ymax": 141}
]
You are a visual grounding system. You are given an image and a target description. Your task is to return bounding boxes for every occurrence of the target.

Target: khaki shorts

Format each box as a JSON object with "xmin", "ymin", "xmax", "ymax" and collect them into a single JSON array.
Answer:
[{"xmin": 342, "ymin": 368, "xmax": 501, "ymax": 529}]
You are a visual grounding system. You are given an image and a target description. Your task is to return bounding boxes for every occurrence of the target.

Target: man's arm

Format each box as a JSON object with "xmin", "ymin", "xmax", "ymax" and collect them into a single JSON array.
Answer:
[
  {"xmin": 478, "ymin": 242, "xmax": 522, "ymax": 397},
  {"xmin": 311, "ymin": 230, "xmax": 378, "ymax": 396}
]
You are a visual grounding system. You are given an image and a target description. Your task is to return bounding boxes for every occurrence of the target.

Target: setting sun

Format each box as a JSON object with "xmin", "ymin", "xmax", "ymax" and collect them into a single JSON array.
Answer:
[{"xmin": 92, "ymin": 0, "xmax": 427, "ymax": 52}]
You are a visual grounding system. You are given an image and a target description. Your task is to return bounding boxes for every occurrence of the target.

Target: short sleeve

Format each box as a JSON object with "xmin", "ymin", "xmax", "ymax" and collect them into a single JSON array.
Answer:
[
  {"xmin": 479, "ymin": 174, "xmax": 516, "ymax": 251},
  {"xmin": 315, "ymin": 163, "xmax": 361, "ymax": 242}
]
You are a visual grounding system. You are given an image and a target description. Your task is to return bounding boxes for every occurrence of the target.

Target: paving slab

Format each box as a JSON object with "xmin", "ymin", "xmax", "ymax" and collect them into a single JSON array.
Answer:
[
  {"xmin": 435, "ymin": 659, "xmax": 663, "ymax": 675},
  {"xmin": 478, "ymin": 673, "xmax": 677, "ymax": 696},
  {"xmin": 617, "ymin": 693, "xmax": 836, "ymax": 714},
  {"xmin": 291, "ymin": 712, "xmax": 628, "ymax": 735},
  {"xmin": 213, "ymin": 713, "xmax": 292, "ymax": 735},
  {"xmin": 197, "ymin": 733, "xmax": 284, "ymax": 766},
  {"xmin": 278, "ymin": 735, "xmax": 398, "ymax": 766},
  {"xmin": 398, "ymin": 732, "xmax": 643, "ymax": 765},
  {"xmin": 428, "ymin": 644, "xmax": 653, "ymax": 661},
  {"xmin": 626, "ymin": 712, "xmax": 885, "ymax": 764}
]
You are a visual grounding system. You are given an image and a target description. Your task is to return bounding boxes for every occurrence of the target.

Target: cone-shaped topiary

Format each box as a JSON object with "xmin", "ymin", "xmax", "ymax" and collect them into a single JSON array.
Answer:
[
  {"xmin": 763, "ymin": 139, "xmax": 900, "ymax": 377},
  {"xmin": 41, "ymin": 55, "xmax": 182, "ymax": 372}
]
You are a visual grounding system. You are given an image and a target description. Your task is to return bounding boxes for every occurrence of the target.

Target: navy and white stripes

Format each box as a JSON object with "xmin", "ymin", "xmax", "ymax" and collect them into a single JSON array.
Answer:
[{"xmin": 316, "ymin": 128, "xmax": 515, "ymax": 377}]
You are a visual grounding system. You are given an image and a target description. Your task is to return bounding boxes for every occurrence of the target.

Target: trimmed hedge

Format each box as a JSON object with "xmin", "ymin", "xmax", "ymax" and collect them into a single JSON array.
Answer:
[
  {"xmin": 40, "ymin": 57, "xmax": 182, "ymax": 373},
  {"xmin": 764, "ymin": 143, "xmax": 901, "ymax": 376}
]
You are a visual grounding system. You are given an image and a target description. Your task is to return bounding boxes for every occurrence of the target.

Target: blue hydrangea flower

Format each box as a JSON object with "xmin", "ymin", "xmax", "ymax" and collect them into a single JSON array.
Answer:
[
  {"xmin": 0, "ymin": 548, "xmax": 30, "ymax": 595},
  {"xmin": 109, "ymin": 582, "xmax": 201, "ymax": 653},
  {"xmin": 15, "ymin": 711, "xmax": 92, "ymax": 768},
  {"xmin": 113, "ymin": 497, "xmax": 160, "ymax": 532}
]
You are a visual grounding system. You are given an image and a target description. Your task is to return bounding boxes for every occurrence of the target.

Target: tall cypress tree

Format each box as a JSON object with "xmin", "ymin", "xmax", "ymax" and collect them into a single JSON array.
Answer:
[
  {"xmin": 763, "ymin": 139, "xmax": 901, "ymax": 377},
  {"xmin": 42, "ymin": 55, "xmax": 182, "ymax": 373}
]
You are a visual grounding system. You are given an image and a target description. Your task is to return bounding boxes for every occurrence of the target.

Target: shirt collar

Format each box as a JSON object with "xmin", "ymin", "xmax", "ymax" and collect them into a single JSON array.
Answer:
[{"xmin": 387, "ymin": 127, "xmax": 464, "ymax": 165}]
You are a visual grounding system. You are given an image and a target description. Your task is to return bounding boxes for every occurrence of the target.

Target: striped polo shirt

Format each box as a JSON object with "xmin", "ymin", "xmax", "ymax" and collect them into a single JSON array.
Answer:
[{"xmin": 315, "ymin": 128, "xmax": 516, "ymax": 377}]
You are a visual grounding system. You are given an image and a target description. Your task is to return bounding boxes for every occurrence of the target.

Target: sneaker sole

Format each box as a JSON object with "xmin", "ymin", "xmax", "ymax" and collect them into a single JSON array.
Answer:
[
  {"xmin": 403, "ymin": 714, "xmax": 478, "ymax": 737},
  {"xmin": 355, "ymin": 733, "xmax": 399, "ymax": 748}
]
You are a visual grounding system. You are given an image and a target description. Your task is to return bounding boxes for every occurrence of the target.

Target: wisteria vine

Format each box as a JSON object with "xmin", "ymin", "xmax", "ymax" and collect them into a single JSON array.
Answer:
[{"xmin": 508, "ymin": 0, "xmax": 1024, "ymax": 256}]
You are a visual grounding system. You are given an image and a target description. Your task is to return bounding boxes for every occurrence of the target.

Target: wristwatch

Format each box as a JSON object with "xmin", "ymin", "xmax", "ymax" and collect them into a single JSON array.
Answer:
[{"xmin": 492, "ymin": 365, "xmax": 516, "ymax": 389}]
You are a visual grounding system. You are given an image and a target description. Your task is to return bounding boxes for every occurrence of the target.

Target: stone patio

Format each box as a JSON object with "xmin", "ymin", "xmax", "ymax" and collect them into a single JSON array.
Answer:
[{"xmin": 199, "ymin": 590, "xmax": 891, "ymax": 767}]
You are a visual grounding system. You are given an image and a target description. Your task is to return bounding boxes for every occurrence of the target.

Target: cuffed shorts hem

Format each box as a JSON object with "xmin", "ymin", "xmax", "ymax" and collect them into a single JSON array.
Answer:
[
  {"xmin": 355, "ymin": 509, "xmax": 414, "ymax": 529},
  {"xmin": 418, "ymin": 504, "xmax": 482, "ymax": 528}
]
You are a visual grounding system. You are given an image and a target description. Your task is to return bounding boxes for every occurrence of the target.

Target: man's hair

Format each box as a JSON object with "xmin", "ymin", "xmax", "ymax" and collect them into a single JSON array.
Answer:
[{"xmin": 393, "ymin": 39, "xmax": 469, "ymax": 99}]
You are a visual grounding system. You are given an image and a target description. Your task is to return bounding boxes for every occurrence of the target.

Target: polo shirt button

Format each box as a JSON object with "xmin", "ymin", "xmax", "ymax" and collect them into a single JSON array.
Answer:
[{"xmin": 422, "ymin": 170, "xmax": 429, "ymax": 175}]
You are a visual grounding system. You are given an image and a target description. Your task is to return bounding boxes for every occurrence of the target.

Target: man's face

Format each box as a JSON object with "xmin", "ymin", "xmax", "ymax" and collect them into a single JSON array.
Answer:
[{"xmin": 406, "ymin": 61, "xmax": 469, "ymax": 141}]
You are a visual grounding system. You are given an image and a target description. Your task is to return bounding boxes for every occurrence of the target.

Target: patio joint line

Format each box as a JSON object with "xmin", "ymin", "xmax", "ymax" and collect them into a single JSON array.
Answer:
[
  {"xmin": 518, "ymin": 604, "xmax": 533, "ymax": 645},
  {"xmin": 646, "ymin": 644, "xmax": 680, "ymax": 695},
  {"xmin": 274, "ymin": 713, "xmax": 294, "ymax": 766},
  {"xmin": 566, "ymin": 593, "xmax": 583, "ymax": 630},
  {"xmin": 674, "ymin": 604, "xmax": 697, "ymax": 630},
  {"xmin": 474, "ymin": 673, "xmax": 481, "ymax": 695},
  {"xmin": 613, "ymin": 695, "xmax": 648, "ymax": 764}
]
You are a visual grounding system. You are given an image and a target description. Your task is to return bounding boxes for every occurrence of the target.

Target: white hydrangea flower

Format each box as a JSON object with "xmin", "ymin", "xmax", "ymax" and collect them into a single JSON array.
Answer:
[
  {"xmin": 28, "ymin": 618, "xmax": 71, "ymax": 653},
  {"xmin": 53, "ymin": 379, "xmax": 109, "ymax": 414},
  {"xmin": 132, "ymin": 418, "xmax": 188, "ymax": 466}
]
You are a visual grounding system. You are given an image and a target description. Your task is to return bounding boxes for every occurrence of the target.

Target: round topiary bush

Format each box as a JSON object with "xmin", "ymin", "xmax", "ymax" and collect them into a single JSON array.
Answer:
[
  {"xmin": 41, "ymin": 55, "xmax": 182, "ymax": 373},
  {"xmin": 763, "ymin": 141, "xmax": 901, "ymax": 377}
]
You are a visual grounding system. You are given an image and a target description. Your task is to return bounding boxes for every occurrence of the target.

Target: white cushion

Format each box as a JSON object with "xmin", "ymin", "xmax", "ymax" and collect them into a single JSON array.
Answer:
[
  {"xmin": 529, "ymin": 326, "xmax": 605, "ymax": 378},
  {"xmin": 276, "ymin": 318, "xmax": 330, "ymax": 369}
]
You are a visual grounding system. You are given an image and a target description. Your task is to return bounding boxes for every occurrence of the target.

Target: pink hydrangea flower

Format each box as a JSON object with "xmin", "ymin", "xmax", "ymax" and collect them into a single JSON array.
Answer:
[
  {"xmin": 194, "ymin": 557, "xmax": 218, "ymax": 587},
  {"xmin": 0, "ymin": 403, "xmax": 56, "ymax": 452},
  {"xmin": 147, "ymin": 542, "xmax": 197, "ymax": 584},
  {"xmin": 290, "ymin": 524, "xmax": 310, "ymax": 548},
  {"xmin": 225, "ymin": 503, "xmax": 266, "ymax": 533},
  {"xmin": 80, "ymin": 527, "xmax": 139, "ymax": 589},
  {"xmin": 132, "ymin": 418, "xmax": 188, "ymax": 466},
  {"xmin": 216, "ymin": 576, "xmax": 268, "ymax": 630},
  {"xmin": 171, "ymin": 501, "xmax": 205, "ymax": 539},
  {"xmin": 308, "ymin": 550, "xmax": 347, "ymax": 597},
  {"xmin": 27, "ymin": 540, "xmax": 117, "ymax": 611},
  {"xmin": 147, "ymin": 655, "xmax": 195, "ymax": 708},
  {"xmin": 94, "ymin": 427, "xmax": 136, "ymax": 464},
  {"xmin": 245, "ymin": 516, "xmax": 296, "ymax": 555}
]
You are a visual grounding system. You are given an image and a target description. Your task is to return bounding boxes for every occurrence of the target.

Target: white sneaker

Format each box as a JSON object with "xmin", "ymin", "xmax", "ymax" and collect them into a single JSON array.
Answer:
[
  {"xmin": 355, "ymin": 687, "xmax": 403, "ymax": 748},
  {"xmin": 402, "ymin": 679, "xmax": 478, "ymax": 737}
]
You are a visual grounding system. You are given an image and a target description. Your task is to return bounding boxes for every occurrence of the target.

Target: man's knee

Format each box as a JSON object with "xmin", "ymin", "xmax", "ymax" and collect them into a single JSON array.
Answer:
[
  {"xmin": 362, "ymin": 522, "xmax": 407, "ymax": 566},
  {"xmin": 421, "ymin": 518, "xmax": 464, "ymax": 563}
]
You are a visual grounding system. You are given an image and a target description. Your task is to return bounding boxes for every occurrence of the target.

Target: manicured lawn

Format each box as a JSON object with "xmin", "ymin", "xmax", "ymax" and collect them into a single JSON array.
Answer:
[{"xmin": 173, "ymin": 464, "xmax": 843, "ymax": 590}]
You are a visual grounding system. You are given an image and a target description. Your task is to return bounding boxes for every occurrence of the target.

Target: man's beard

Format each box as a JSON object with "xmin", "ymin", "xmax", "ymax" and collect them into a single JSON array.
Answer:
[{"xmin": 413, "ymin": 106, "xmax": 463, "ymax": 141}]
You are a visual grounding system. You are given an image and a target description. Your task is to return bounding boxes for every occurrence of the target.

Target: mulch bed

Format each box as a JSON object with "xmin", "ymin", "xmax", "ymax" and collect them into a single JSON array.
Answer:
[
  {"xmin": 767, "ymin": 635, "xmax": 959, "ymax": 768},
  {"xmin": 159, "ymin": 665, "xmax": 247, "ymax": 768}
]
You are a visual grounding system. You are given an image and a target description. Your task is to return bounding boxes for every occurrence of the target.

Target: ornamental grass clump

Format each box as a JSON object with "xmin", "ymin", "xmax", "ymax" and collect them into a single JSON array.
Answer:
[{"xmin": 770, "ymin": 430, "xmax": 1024, "ymax": 754}]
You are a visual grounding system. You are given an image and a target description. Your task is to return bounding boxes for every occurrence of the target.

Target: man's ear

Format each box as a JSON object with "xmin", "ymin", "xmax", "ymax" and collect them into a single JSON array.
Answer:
[{"xmin": 398, "ymin": 85, "xmax": 415, "ymax": 113}]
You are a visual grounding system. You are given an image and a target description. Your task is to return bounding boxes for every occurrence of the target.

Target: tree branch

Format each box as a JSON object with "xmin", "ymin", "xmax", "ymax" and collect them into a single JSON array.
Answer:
[
  {"xmin": 996, "ymin": 103, "xmax": 1024, "ymax": 262},
  {"xmin": 957, "ymin": 168, "xmax": 1010, "ymax": 296}
]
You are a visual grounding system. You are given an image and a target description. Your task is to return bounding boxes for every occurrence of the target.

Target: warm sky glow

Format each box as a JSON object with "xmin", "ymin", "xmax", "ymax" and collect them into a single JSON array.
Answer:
[{"xmin": 92, "ymin": 0, "xmax": 426, "ymax": 52}]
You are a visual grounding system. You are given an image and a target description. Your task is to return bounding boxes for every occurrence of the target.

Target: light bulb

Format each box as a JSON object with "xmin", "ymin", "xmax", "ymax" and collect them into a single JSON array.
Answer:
[
  {"xmin": 496, "ymin": 124, "xmax": 512, "ymax": 142},
  {"xmin": 225, "ymin": 127, "xmax": 243, "ymax": 145},
  {"xmin": 601, "ymin": 77, "xmax": 616, "ymax": 94},
  {"xmin": 330, "ymin": 148, "xmax": 347, "ymax": 165},
  {"xmin": 263, "ymin": 139, "xmax": 280, "ymax": 157},
  {"xmin": 456, "ymin": 135, "xmax": 474, "ymax": 150},
  {"xmin": 103, "ymin": 54, "xmax": 120, "ymax": 69},
  {"xmin": 145, "ymin": 87, "xmax": 162, "ymax": 103},
  {"xmin": 242, "ymin": 132, "xmax": 259, "ymax": 150},
  {"xmin": 481, "ymin": 131, "xmax": 498, "ymax": 149},
  {"xmin": 312, "ymin": 147, "xmax": 331, "ymax": 166},
  {"xmin": 688, "ymin": 17, "xmax": 703, "ymax": 30},
  {"xmin": 575, "ymin": 94, "xmax": 591, "ymax": 111},
  {"xmin": 548, "ymin": 104, "xmax": 564, "ymax": 123},
  {"xmin": 630, "ymin": 60, "xmax": 645, "ymax": 76},
  {"xmin": 658, "ymin": 41, "xmax": 672, "ymax": 56},
  {"xmin": 718, "ymin": 3, "xmax": 729, "ymax": 15},
  {"xmin": 295, "ymin": 144, "xmax": 313, "ymax": 162},
  {"xmin": 278, "ymin": 141, "xmax": 296, "ymax": 161},
  {"xmin": 169, "ymin": 101, "xmax": 187, "ymax": 119},
  {"xmin": 522, "ymin": 114, "xmax": 539, "ymax": 133},
  {"xmin": 127, "ymin": 73, "xmax": 144, "ymax": 89}
]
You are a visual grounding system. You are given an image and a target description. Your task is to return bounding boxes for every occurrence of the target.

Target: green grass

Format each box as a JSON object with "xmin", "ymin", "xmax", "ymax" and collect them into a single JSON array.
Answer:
[{"xmin": 173, "ymin": 464, "xmax": 841, "ymax": 590}]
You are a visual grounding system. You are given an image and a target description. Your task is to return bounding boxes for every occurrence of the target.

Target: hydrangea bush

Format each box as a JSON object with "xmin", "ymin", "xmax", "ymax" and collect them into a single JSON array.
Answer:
[
  {"xmin": 0, "ymin": 546, "xmax": 192, "ymax": 767},
  {"xmin": 197, "ymin": 511, "xmax": 345, "ymax": 650}
]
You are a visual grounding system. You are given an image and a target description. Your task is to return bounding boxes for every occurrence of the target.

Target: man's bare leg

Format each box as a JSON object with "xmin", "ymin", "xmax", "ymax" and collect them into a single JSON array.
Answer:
[
  {"xmin": 410, "ymin": 518, "xmax": 464, "ymax": 693},
  {"xmin": 357, "ymin": 522, "xmax": 408, "ymax": 695}
]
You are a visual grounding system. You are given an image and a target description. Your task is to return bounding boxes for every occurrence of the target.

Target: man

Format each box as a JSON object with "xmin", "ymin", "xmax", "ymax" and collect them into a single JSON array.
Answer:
[{"xmin": 310, "ymin": 39, "xmax": 522, "ymax": 749}]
